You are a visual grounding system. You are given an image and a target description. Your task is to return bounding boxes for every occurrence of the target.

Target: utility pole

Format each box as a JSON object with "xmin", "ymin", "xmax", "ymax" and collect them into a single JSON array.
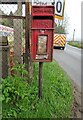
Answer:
[{"xmin": 72, "ymin": 29, "xmax": 75, "ymax": 41}]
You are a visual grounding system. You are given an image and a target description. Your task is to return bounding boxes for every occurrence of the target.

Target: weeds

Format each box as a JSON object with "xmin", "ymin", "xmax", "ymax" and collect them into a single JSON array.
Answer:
[{"xmin": 2, "ymin": 62, "xmax": 74, "ymax": 118}]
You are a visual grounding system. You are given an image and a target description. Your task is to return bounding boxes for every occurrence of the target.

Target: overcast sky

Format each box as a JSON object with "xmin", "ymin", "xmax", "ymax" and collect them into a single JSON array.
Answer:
[{"xmin": 65, "ymin": 0, "xmax": 82, "ymax": 41}]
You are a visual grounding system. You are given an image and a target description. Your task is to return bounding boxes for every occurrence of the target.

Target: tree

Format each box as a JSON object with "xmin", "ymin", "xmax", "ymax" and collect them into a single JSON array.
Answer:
[
  {"xmin": 1, "ymin": 11, "xmax": 13, "ymax": 28},
  {"xmin": 54, "ymin": 14, "xmax": 69, "ymax": 34},
  {"xmin": 54, "ymin": 23, "xmax": 66, "ymax": 34}
]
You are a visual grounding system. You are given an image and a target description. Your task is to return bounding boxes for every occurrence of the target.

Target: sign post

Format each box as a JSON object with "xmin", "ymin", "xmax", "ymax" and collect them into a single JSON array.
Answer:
[{"xmin": 38, "ymin": 62, "xmax": 43, "ymax": 99}]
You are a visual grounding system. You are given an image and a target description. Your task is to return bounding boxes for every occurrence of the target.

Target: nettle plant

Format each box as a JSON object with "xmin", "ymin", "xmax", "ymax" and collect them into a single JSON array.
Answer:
[
  {"xmin": 2, "ymin": 63, "xmax": 38, "ymax": 118},
  {"xmin": 2, "ymin": 63, "xmax": 29, "ymax": 117}
]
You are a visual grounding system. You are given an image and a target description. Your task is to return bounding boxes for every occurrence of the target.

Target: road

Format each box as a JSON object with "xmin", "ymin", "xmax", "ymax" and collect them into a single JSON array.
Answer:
[{"xmin": 53, "ymin": 44, "xmax": 81, "ymax": 90}]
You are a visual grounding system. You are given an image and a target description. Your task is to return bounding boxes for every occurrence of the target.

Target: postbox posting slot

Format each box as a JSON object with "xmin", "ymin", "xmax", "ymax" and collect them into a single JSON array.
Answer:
[
  {"xmin": 32, "ymin": 16, "xmax": 53, "ymax": 19},
  {"xmin": 37, "ymin": 35, "xmax": 48, "ymax": 55}
]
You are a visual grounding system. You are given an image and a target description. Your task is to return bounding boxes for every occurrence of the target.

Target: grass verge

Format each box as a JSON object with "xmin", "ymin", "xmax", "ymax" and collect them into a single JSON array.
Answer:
[
  {"xmin": 2, "ymin": 61, "xmax": 74, "ymax": 118},
  {"xmin": 68, "ymin": 41, "xmax": 83, "ymax": 49}
]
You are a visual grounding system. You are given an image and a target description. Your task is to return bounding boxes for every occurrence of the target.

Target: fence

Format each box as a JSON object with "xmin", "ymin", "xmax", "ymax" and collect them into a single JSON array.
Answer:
[
  {"xmin": 0, "ymin": 2, "xmax": 32, "ymax": 119},
  {"xmin": 0, "ymin": 2, "xmax": 30, "ymax": 76}
]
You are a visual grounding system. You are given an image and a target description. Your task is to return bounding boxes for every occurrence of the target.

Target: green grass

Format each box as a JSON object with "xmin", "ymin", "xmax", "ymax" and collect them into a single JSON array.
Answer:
[
  {"xmin": 68, "ymin": 41, "xmax": 83, "ymax": 49},
  {"xmin": 2, "ymin": 61, "xmax": 74, "ymax": 118},
  {"xmin": 35, "ymin": 62, "xmax": 74, "ymax": 118}
]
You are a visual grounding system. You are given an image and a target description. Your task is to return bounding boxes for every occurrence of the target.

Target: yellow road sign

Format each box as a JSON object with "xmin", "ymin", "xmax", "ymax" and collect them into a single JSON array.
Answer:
[{"xmin": 55, "ymin": 0, "xmax": 65, "ymax": 20}]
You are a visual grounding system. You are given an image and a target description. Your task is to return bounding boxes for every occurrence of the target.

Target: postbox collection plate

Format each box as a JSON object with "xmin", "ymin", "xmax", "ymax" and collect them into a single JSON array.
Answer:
[{"xmin": 37, "ymin": 35, "xmax": 47, "ymax": 55}]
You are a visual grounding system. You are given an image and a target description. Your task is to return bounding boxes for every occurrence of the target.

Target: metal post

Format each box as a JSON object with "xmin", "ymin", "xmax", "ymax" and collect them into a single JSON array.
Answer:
[{"xmin": 38, "ymin": 62, "xmax": 43, "ymax": 99}]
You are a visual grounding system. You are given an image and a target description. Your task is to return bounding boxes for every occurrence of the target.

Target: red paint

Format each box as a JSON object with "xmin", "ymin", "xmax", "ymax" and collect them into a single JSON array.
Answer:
[
  {"xmin": 32, "ymin": 20, "xmax": 53, "ymax": 28},
  {"xmin": 32, "ymin": 6, "xmax": 54, "ymax": 16},
  {"xmin": 31, "ymin": 6, "xmax": 55, "ymax": 62}
]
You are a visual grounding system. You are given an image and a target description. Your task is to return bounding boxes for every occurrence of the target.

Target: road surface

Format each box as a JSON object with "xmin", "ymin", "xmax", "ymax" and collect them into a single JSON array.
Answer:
[{"xmin": 53, "ymin": 44, "xmax": 81, "ymax": 90}]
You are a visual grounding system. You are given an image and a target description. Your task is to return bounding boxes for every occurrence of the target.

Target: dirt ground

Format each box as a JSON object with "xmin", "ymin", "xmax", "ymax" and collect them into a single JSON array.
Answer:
[{"xmin": 72, "ymin": 81, "xmax": 83, "ymax": 118}]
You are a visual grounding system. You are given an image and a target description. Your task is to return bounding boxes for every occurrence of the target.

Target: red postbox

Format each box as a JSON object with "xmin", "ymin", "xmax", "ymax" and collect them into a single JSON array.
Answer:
[{"xmin": 31, "ymin": 6, "xmax": 55, "ymax": 62}]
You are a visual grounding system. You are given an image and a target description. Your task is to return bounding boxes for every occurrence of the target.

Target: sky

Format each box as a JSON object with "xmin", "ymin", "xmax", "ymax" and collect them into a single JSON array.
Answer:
[
  {"xmin": 65, "ymin": 0, "xmax": 82, "ymax": 41},
  {"xmin": 0, "ymin": 0, "xmax": 82, "ymax": 41}
]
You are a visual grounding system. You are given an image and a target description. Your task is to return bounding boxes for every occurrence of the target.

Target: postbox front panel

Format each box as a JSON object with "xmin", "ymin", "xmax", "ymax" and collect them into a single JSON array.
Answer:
[{"xmin": 31, "ymin": 6, "xmax": 54, "ymax": 62}]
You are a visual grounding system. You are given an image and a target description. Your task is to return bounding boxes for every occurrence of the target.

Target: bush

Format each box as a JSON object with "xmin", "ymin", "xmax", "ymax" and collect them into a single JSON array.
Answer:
[
  {"xmin": 1, "ymin": 62, "xmax": 74, "ymax": 118},
  {"xmin": 2, "ymin": 63, "xmax": 38, "ymax": 118}
]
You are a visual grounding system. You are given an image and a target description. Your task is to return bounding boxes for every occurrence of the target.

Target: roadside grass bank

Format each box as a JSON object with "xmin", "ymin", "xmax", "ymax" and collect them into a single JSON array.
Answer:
[
  {"xmin": 67, "ymin": 41, "xmax": 83, "ymax": 49},
  {"xmin": 2, "ymin": 61, "xmax": 74, "ymax": 118}
]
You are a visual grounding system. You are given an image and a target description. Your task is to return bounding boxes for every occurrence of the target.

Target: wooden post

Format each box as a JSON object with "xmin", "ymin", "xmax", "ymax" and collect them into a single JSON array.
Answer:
[
  {"xmin": 25, "ymin": 2, "xmax": 29, "ymax": 69},
  {"xmin": 25, "ymin": 2, "xmax": 33, "ymax": 83},
  {"xmin": 38, "ymin": 62, "xmax": 43, "ymax": 99},
  {"xmin": 13, "ymin": 2, "xmax": 22, "ymax": 63}
]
